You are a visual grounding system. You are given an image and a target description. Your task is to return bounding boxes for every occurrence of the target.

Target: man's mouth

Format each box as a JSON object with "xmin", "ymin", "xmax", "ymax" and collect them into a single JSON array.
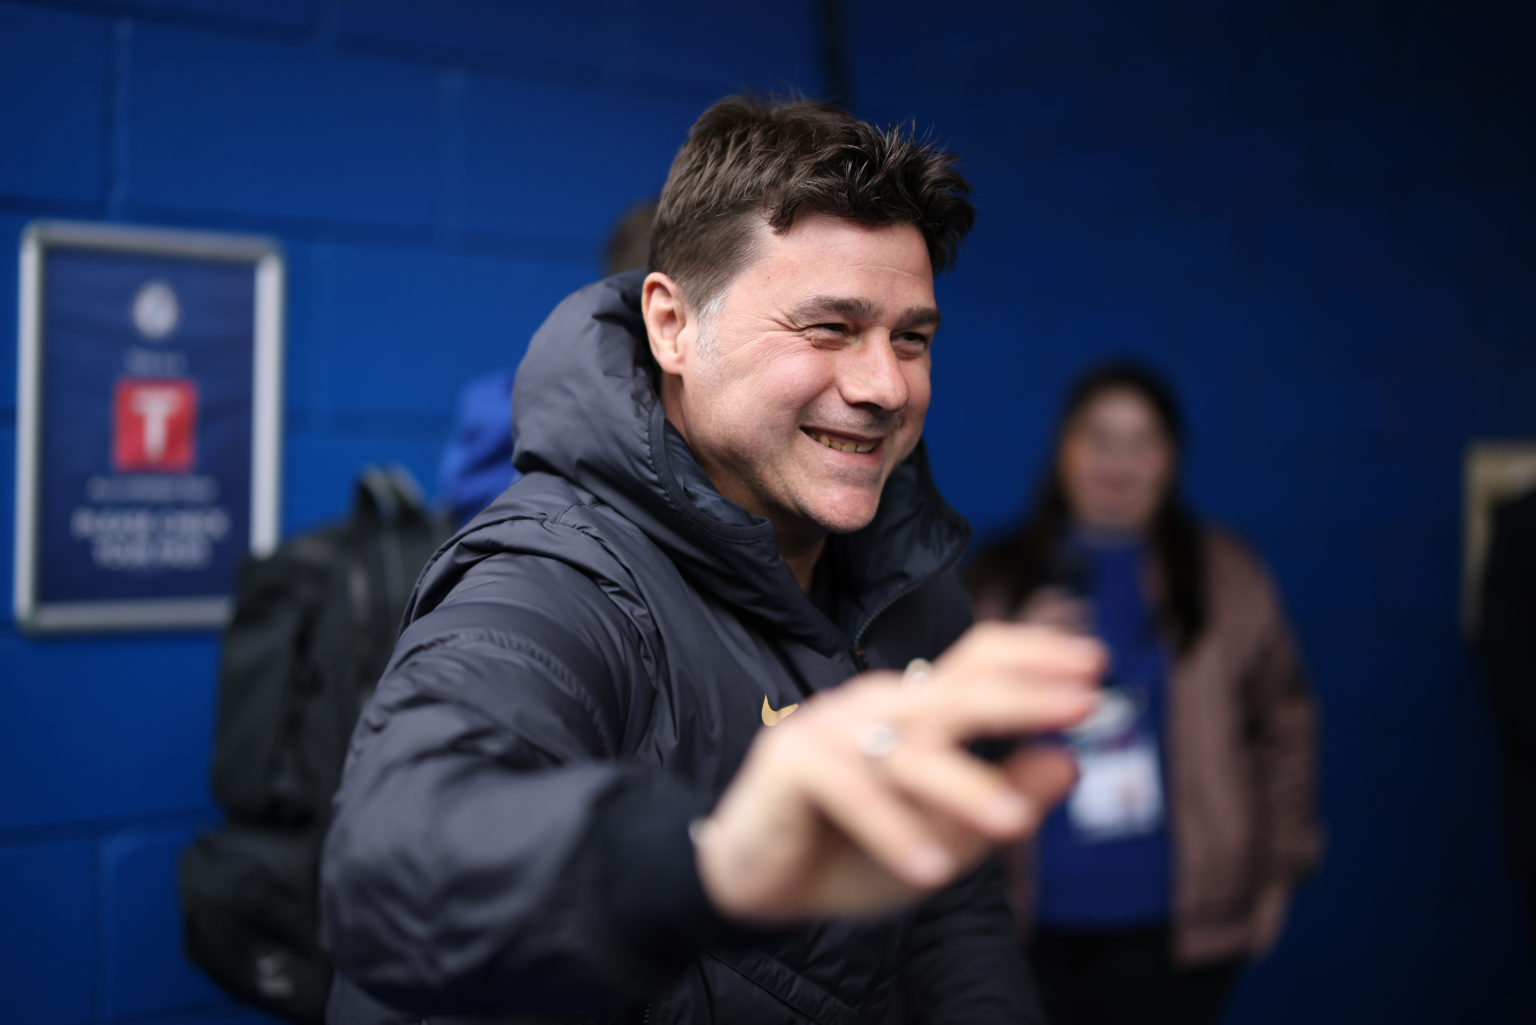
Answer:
[{"xmin": 805, "ymin": 429, "xmax": 878, "ymax": 454}]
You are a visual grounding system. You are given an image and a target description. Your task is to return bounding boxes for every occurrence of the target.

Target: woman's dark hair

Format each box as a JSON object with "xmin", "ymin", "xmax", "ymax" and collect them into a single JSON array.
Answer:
[{"xmin": 963, "ymin": 362, "xmax": 1209, "ymax": 653}]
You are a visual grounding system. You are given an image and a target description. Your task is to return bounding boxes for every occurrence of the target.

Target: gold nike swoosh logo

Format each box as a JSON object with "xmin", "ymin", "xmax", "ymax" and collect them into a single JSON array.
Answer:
[{"xmin": 762, "ymin": 695, "xmax": 800, "ymax": 726}]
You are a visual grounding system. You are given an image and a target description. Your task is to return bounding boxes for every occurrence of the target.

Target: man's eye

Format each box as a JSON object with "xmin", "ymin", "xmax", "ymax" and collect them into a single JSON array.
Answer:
[
  {"xmin": 810, "ymin": 323, "xmax": 848, "ymax": 334},
  {"xmin": 894, "ymin": 332, "xmax": 931, "ymax": 352}
]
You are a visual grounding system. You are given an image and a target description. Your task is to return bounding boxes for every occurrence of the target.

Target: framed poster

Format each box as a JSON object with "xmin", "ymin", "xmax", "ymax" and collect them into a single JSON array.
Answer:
[
  {"xmin": 1461, "ymin": 440, "xmax": 1536, "ymax": 637},
  {"xmin": 14, "ymin": 221, "xmax": 284, "ymax": 632}
]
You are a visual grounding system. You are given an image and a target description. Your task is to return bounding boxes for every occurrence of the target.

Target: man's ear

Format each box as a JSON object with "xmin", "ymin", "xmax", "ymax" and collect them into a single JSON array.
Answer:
[{"xmin": 642, "ymin": 272, "xmax": 693, "ymax": 377}]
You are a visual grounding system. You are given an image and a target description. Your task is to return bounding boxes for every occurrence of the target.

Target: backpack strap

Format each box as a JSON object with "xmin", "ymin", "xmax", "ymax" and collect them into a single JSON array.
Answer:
[
  {"xmin": 353, "ymin": 463, "xmax": 427, "ymax": 526},
  {"xmin": 349, "ymin": 464, "xmax": 444, "ymax": 612}
]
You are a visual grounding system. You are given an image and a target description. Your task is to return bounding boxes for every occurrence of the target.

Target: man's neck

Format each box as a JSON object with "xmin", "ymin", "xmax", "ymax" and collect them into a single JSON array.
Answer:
[{"xmin": 777, "ymin": 529, "xmax": 827, "ymax": 593}]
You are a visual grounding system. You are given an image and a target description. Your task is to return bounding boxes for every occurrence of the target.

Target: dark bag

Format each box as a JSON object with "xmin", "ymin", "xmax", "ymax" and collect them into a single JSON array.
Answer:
[
  {"xmin": 181, "ymin": 465, "xmax": 452, "ymax": 1023},
  {"xmin": 181, "ymin": 824, "xmax": 333, "ymax": 1021}
]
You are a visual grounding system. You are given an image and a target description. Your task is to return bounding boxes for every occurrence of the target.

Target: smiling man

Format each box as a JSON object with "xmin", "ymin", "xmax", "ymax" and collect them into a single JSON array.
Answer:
[
  {"xmin": 645, "ymin": 212, "xmax": 937, "ymax": 586},
  {"xmin": 320, "ymin": 96, "xmax": 1104, "ymax": 1024}
]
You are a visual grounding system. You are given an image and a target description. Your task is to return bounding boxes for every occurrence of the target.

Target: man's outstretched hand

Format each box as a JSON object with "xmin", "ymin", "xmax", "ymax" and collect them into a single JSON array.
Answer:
[{"xmin": 693, "ymin": 622, "xmax": 1105, "ymax": 924}]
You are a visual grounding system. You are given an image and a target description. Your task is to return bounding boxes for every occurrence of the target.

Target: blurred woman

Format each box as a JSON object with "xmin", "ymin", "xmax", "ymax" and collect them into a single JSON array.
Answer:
[{"xmin": 965, "ymin": 362, "xmax": 1321, "ymax": 1025}]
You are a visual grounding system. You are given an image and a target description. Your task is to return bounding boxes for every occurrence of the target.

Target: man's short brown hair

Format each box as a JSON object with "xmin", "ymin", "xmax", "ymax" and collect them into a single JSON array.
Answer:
[{"xmin": 649, "ymin": 96, "xmax": 975, "ymax": 312}]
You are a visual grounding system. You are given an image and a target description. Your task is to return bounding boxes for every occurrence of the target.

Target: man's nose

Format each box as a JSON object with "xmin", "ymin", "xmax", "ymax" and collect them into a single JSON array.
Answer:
[{"xmin": 839, "ymin": 335, "xmax": 909, "ymax": 412}]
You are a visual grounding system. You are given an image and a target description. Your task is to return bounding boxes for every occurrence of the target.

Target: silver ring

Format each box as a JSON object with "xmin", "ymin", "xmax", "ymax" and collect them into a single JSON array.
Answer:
[
  {"xmin": 901, "ymin": 658, "xmax": 933, "ymax": 687},
  {"xmin": 856, "ymin": 721, "xmax": 903, "ymax": 760},
  {"xmin": 687, "ymin": 816, "xmax": 717, "ymax": 845}
]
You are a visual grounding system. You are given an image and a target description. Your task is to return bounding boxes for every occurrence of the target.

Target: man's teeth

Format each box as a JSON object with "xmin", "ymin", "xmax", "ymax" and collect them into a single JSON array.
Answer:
[{"xmin": 814, "ymin": 433, "xmax": 876, "ymax": 454}]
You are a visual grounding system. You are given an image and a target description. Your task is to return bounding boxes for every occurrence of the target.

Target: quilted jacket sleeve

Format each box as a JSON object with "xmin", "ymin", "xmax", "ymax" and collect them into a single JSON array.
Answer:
[
  {"xmin": 318, "ymin": 552, "xmax": 719, "ymax": 1018},
  {"xmin": 901, "ymin": 857, "xmax": 1046, "ymax": 1024}
]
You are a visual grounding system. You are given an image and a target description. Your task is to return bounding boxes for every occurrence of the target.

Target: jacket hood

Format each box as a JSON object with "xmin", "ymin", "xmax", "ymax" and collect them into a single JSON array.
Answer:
[{"xmin": 508, "ymin": 271, "xmax": 970, "ymax": 651}]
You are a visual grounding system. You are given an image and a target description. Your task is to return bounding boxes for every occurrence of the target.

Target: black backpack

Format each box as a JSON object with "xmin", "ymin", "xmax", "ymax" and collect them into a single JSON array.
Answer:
[{"xmin": 180, "ymin": 465, "xmax": 452, "ymax": 1023}]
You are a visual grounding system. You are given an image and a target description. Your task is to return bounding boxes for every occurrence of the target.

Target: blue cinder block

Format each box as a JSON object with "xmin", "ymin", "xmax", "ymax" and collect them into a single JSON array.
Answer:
[
  {"xmin": 0, "ymin": 425, "xmax": 14, "ymax": 606},
  {"xmin": 1117, "ymin": 217, "xmax": 1237, "ymax": 301},
  {"xmin": 281, "ymin": 432, "xmax": 447, "ymax": 534},
  {"xmin": 459, "ymin": 75, "xmax": 701, "ymax": 246},
  {"xmin": 1378, "ymin": 373, "xmax": 1483, "ymax": 459},
  {"xmin": 849, "ymin": 0, "xmax": 1051, "ymax": 83},
  {"xmin": 1376, "ymin": 525, "xmax": 1460, "ymax": 619},
  {"xmin": 1243, "ymin": 29, "xmax": 1386, "ymax": 120},
  {"xmin": 1250, "ymin": 374, "xmax": 1392, "ymax": 449},
  {"xmin": 1050, "ymin": 309, "xmax": 1171, "ymax": 368},
  {"xmin": 1317, "ymin": 101, "xmax": 1466, "ymax": 198},
  {"xmin": 1181, "ymin": 293, "xmax": 1311, "ymax": 369},
  {"xmin": 619, "ymin": 0, "xmax": 822, "ymax": 93},
  {"xmin": 1161, "ymin": 127, "xmax": 1309, "ymax": 215},
  {"xmin": 0, "ymin": 636, "xmax": 223, "ymax": 831},
  {"xmin": 0, "ymin": 5, "xmax": 109, "ymax": 205},
  {"xmin": 1490, "ymin": 370, "xmax": 1536, "ymax": 437},
  {"xmin": 315, "ymin": 243, "xmax": 592, "ymax": 419},
  {"xmin": 1397, "ymin": 186, "xmax": 1531, "ymax": 272},
  {"xmin": 1388, "ymin": 285, "xmax": 1474, "ymax": 362},
  {"xmin": 1316, "ymin": 460, "xmax": 1454, "ymax": 532},
  {"xmin": 1107, "ymin": 55, "xmax": 1244, "ymax": 140},
  {"xmin": 1256, "ymin": 201, "xmax": 1397, "ymax": 290},
  {"xmin": 1010, "ymin": 6, "xmax": 1130, "ymax": 72},
  {"xmin": 1008, "ymin": 147, "xmax": 1164, "ymax": 231},
  {"xmin": 984, "ymin": 75, "xmax": 1118, "ymax": 161},
  {"xmin": 1, "ymin": 213, "xmax": 28, "ymax": 418},
  {"xmin": 128, "ymin": 0, "xmax": 312, "ymax": 30},
  {"xmin": 339, "ymin": 0, "xmax": 821, "ymax": 96},
  {"xmin": 341, "ymin": 0, "xmax": 822, "ymax": 88},
  {"xmin": 127, "ymin": 24, "xmax": 438, "ymax": 229},
  {"xmin": 998, "ymin": 59, "xmax": 1210, "ymax": 154},
  {"xmin": 1301, "ymin": 288, "xmax": 1441, "ymax": 374},
  {"xmin": 271, "ymin": 237, "xmax": 328, "ymax": 424},
  {"xmin": 1006, "ymin": 229, "xmax": 1120, "ymax": 311},
  {"xmin": 102, "ymin": 827, "xmax": 231, "ymax": 1021},
  {"xmin": 1465, "ymin": 91, "xmax": 1536, "ymax": 188},
  {"xmin": 0, "ymin": 839, "xmax": 95, "ymax": 1025},
  {"xmin": 336, "ymin": 0, "xmax": 605, "ymax": 74},
  {"xmin": 1176, "ymin": 297, "xmax": 1309, "ymax": 380}
]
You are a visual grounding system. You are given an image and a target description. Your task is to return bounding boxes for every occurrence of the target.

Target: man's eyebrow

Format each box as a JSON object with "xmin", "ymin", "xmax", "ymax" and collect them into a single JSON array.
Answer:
[
  {"xmin": 791, "ymin": 296, "xmax": 878, "ymax": 322},
  {"xmin": 895, "ymin": 305, "xmax": 942, "ymax": 331},
  {"xmin": 790, "ymin": 296, "xmax": 942, "ymax": 330}
]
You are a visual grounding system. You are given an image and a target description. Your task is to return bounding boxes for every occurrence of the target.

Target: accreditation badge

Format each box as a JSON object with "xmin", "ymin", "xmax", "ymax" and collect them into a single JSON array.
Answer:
[{"xmin": 1063, "ymin": 687, "xmax": 1166, "ymax": 841}]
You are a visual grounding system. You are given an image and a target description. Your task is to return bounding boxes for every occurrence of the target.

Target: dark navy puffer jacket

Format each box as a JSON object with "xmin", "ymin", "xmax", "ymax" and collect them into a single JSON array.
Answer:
[{"xmin": 319, "ymin": 272, "xmax": 1044, "ymax": 1024}]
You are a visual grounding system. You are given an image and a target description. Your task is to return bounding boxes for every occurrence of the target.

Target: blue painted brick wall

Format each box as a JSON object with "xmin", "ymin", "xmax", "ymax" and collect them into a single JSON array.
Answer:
[
  {"xmin": 851, "ymin": 1, "xmax": 1535, "ymax": 1023},
  {"xmin": 0, "ymin": 5, "xmax": 109, "ymax": 208},
  {"xmin": 2, "ymin": 839, "xmax": 96, "ymax": 1022},
  {"xmin": 128, "ymin": 25, "xmax": 443, "ymax": 230},
  {"xmin": 0, "ymin": 2, "xmax": 821, "ymax": 1023},
  {"xmin": 2, "ymin": 1, "xmax": 1534, "ymax": 1023}
]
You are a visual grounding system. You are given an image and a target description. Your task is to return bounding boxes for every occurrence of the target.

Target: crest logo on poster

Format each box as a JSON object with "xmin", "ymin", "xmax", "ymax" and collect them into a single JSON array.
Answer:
[
  {"xmin": 114, "ymin": 377, "xmax": 198, "ymax": 472},
  {"xmin": 132, "ymin": 280, "xmax": 180, "ymax": 340}
]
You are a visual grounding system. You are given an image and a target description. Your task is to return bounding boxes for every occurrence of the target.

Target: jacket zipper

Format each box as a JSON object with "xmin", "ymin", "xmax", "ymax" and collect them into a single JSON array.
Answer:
[{"xmin": 849, "ymin": 542, "xmax": 968, "ymax": 662}]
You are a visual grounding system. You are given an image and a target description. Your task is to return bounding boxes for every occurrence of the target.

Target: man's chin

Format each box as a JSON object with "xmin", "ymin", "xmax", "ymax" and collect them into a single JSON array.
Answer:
[{"xmin": 809, "ymin": 496, "xmax": 882, "ymax": 536}]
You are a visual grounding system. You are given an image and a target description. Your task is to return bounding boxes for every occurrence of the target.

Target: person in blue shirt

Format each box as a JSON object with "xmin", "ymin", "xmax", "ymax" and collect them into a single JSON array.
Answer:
[
  {"xmin": 436, "ymin": 199, "xmax": 658, "ymax": 526},
  {"xmin": 965, "ymin": 362, "xmax": 1321, "ymax": 1025}
]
